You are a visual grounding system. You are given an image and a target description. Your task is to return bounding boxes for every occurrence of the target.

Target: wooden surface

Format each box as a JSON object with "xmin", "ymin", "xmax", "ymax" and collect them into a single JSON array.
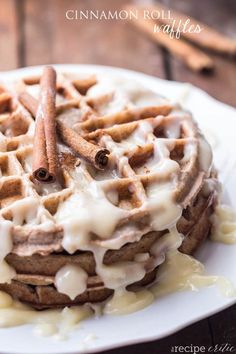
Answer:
[{"xmin": 0, "ymin": 0, "xmax": 236, "ymax": 353}]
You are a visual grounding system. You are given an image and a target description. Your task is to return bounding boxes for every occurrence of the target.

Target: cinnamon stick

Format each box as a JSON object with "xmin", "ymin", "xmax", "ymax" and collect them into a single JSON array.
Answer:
[
  {"xmin": 19, "ymin": 91, "xmax": 79, "ymax": 115},
  {"xmin": 147, "ymin": 3, "xmax": 236, "ymax": 57},
  {"xmin": 57, "ymin": 121, "xmax": 110, "ymax": 170},
  {"xmin": 125, "ymin": 6, "xmax": 213, "ymax": 73},
  {"xmin": 33, "ymin": 66, "xmax": 59, "ymax": 183},
  {"xmin": 19, "ymin": 91, "xmax": 110, "ymax": 170},
  {"xmin": 18, "ymin": 92, "xmax": 38, "ymax": 116}
]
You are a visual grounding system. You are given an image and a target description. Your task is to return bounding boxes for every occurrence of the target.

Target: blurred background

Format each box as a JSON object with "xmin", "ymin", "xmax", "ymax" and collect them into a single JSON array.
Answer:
[
  {"xmin": 0, "ymin": 0, "xmax": 236, "ymax": 106},
  {"xmin": 0, "ymin": 1, "xmax": 236, "ymax": 353}
]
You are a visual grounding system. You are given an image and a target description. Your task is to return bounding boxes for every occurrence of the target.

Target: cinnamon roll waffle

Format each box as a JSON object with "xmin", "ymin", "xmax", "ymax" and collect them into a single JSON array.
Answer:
[{"xmin": 0, "ymin": 67, "xmax": 218, "ymax": 309}]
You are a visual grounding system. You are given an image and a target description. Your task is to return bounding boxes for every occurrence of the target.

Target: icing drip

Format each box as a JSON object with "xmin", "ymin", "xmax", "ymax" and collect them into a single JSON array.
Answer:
[
  {"xmin": 145, "ymin": 185, "xmax": 182, "ymax": 231},
  {"xmin": 150, "ymin": 227, "xmax": 183, "ymax": 258},
  {"xmin": 211, "ymin": 205, "xmax": 236, "ymax": 244},
  {"xmin": 0, "ymin": 199, "xmax": 54, "ymax": 285},
  {"xmin": 7, "ymin": 197, "xmax": 54, "ymax": 227},
  {"xmin": 0, "ymin": 220, "xmax": 16, "ymax": 283},
  {"xmin": 94, "ymin": 252, "xmax": 146, "ymax": 290},
  {"xmin": 55, "ymin": 264, "xmax": 88, "ymax": 300},
  {"xmin": 55, "ymin": 177, "xmax": 128, "ymax": 253},
  {"xmin": 198, "ymin": 135, "xmax": 213, "ymax": 176}
]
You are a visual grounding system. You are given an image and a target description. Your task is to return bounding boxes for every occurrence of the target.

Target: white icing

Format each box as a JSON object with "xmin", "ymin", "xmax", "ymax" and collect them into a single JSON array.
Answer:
[
  {"xmin": 0, "ymin": 296, "xmax": 92, "ymax": 339},
  {"xmin": 134, "ymin": 252, "xmax": 150, "ymax": 262},
  {"xmin": 96, "ymin": 259, "xmax": 146, "ymax": 290},
  {"xmin": 182, "ymin": 139, "xmax": 197, "ymax": 165},
  {"xmin": 55, "ymin": 264, "xmax": 88, "ymax": 300},
  {"xmin": 26, "ymin": 84, "xmax": 40, "ymax": 99},
  {"xmin": 37, "ymin": 182, "xmax": 62, "ymax": 196},
  {"xmin": 6, "ymin": 197, "xmax": 54, "ymax": 228},
  {"xmin": 145, "ymin": 185, "xmax": 182, "ymax": 231},
  {"xmin": 34, "ymin": 323, "xmax": 58, "ymax": 337},
  {"xmin": 211, "ymin": 205, "xmax": 236, "ymax": 244},
  {"xmin": 151, "ymin": 250, "xmax": 236, "ymax": 298},
  {"xmin": 0, "ymin": 220, "xmax": 15, "ymax": 283},
  {"xmin": 198, "ymin": 135, "xmax": 213, "ymax": 175},
  {"xmin": 0, "ymin": 133, "xmax": 7, "ymax": 152},
  {"xmin": 55, "ymin": 178, "xmax": 128, "ymax": 253},
  {"xmin": 104, "ymin": 289, "xmax": 154, "ymax": 315},
  {"xmin": 87, "ymin": 76, "xmax": 166, "ymax": 115},
  {"xmin": 58, "ymin": 108, "xmax": 83, "ymax": 128},
  {"xmin": 150, "ymin": 228, "xmax": 183, "ymax": 259},
  {"xmin": 0, "ymin": 261, "xmax": 16, "ymax": 284},
  {"xmin": 0, "ymin": 291, "xmax": 13, "ymax": 308},
  {"xmin": 96, "ymin": 224, "xmax": 151, "ymax": 250},
  {"xmin": 22, "ymin": 153, "xmax": 33, "ymax": 173}
]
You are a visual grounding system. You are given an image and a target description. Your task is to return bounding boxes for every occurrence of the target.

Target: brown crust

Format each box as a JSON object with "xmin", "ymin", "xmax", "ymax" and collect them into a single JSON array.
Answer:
[{"xmin": 179, "ymin": 190, "xmax": 215, "ymax": 254}]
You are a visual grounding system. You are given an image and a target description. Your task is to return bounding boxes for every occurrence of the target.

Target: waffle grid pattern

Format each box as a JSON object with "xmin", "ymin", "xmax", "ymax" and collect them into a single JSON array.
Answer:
[{"xmin": 0, "ymin": 71, "xmax": 201, "ymax": 252}]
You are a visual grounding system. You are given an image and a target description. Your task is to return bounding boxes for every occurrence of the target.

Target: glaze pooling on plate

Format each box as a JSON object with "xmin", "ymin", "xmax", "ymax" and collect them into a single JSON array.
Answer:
[{"xmin": 211, "ymin": 205, "xmax": 236, "ymax": 244}]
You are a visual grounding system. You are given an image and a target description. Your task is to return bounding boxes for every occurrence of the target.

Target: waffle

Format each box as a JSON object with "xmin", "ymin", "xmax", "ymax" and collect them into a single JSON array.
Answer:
[{"xmin": 0, "ymin": 68, "xmax": 218, "ymax": 309}]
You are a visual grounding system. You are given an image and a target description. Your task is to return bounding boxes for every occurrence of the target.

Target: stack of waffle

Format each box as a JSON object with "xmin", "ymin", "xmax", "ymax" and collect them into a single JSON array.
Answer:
[{"xmin": 0, "ymin": 68, "xmax": 218, "ymax": 309}]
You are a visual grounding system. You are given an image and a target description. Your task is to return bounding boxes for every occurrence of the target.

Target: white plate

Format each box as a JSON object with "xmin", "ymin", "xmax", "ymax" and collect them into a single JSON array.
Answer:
[{"xmin": 0, "ymin": 65, "xmax": 236, "ymax": 354}]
